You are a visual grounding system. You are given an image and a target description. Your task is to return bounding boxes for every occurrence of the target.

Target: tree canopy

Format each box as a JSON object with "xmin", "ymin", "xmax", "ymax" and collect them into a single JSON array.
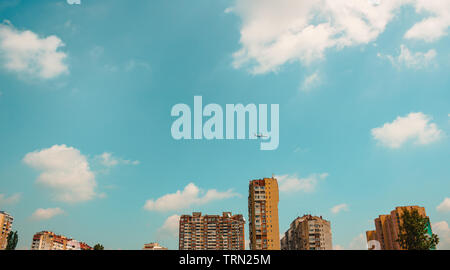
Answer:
[
  {"xmin": 93, "ymin": 243, "xmax": 104, "ymax": 250},
  {"xmin": 396, "ymin": 209, "xmax": 439, "ymax": 250},
  {"xmin": 5, "ymin": 231, "xmax": 18, "ymax": 250}
]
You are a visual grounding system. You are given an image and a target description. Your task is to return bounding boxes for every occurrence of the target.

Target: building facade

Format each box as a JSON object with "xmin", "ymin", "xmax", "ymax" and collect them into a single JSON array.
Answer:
[
  {"xmin": 179, "ymin": 212, "xmax": 245, "ymax": 250},
  {"xmin": 366, "ymin": 205, "xmax": 433, "ymax": 250},
  {"xmin": 248, "ymin": 177, "xmax": 280, "ymax": 250},
  {"xmin": 280, "ymin": 215, "xmax": 332, "ymax": 250},
  {"xmin": 142, "ymin": 242, "xmax": 168, "ymax": 250},
  {"xmin": 0, "ymin": 211, "xmax": 14, "ymax": 250},
  {"xmin": 366, "ymin": 230, "xmax": 377, "ymax": 250},
  {"xmin": 31, "ymin": 231, "xmax": 92, "ymax": 250}
]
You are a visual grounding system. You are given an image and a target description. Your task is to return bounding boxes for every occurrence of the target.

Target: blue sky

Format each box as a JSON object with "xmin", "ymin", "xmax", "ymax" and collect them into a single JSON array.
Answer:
[{"xmin": 0, "ymin": 0, "xmax": 449, "ymax": 250}]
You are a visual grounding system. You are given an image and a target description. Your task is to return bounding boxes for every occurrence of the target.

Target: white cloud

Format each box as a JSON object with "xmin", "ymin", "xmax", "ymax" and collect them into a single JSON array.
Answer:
[
  {"xmin": 378, "ymin": 45, "xmax": 437, "ymax": 69},
  {"xmin": 277, "ymin": 173, "xmax": 328, "ymax": 193},
  {"xmin": 404, "ymin": 0, "xmax": 450, "ymax": 42},
  {"xmin": 300, "ymin": 71, "xmax": 321, "ymax": 92},
  {"xmin": 104, "ymin": 64, "xmax": 119, "ymax": 73},
  {"xmin": 23, "ymin": 144, "xmax": 97, "ymax": 203},
  {"xmin": 371, "ymin": 112, "xmax": 443, "ymax": 148},
  {"xmin": 437, "ymin": 198, "xmax": 450, "ymax": 212},
  {"xmin": 331, "ymin": 203, "xmax": 349, "ymax": 214},
  {"xmin": 337, "ymin": 232, "xmax": 370, "ymax": 250},
  {"xmin": 348, "ymin": 233, "xmax": 368, "ymax": 250},
  {"xmin": 157, "ymin": 214, "xmax": 180, "ymax": 238},
  {"xmin": 125, "ymin": 59, "xmax": 150, "ymax": 72},
  {"xmin": 143, "ymin": 183, "xmax": 239, "ymax": 212},
  {"xmin": 31, "ymin": 207, "xmax": 64, "ymax": 220},
  {"xmin": 229, "ymin": 0, "xmax": 450, "ymax": 74},
  {"xmin": 96, "ymin": 152, "xmax": 140, "ymax": 168},
  {"xmin": 0, "ymin": 21, "xmax": 68, "ymax": 79},
  {"xmin": 433, "ymin": 221, "xmax": 450, "ymax": 250},
  {"xmin": 67, "ymin": 0, "xmax": 81, "ymax": 5},
  {"xmin": 0, "ymin": 193, "xmax": 21, "ymax": 206},
  {"xmin": 89, "ymin": 46, "xmax": 104, "ymax": 59}
]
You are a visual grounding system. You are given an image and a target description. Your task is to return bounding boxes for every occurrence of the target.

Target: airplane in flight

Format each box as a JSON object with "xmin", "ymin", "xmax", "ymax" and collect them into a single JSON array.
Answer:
[{"xmin": 254, "ymin": 133, "xmax": 268, "ymax": 139}]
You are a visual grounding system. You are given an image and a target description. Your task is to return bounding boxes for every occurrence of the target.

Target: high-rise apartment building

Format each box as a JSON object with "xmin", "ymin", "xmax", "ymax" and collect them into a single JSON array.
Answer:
[
  {"xmin": 248, "ymin": 177, "xmax": 280, "ymax": 250},
  {"xmin": 366, "ymin": 206, "xmax": 433, "ymax": 250},
  {"xmin": 179, "ymin": 212, "xmax": 245, "ymax": 250},
  {"xmin": 31, "ymin": 231, "xmax": 92, "ymax": 250},
  {"xmin": 0, "ymin": 211, "xmax": 14, "ymax": 250},
  {"xmin": 280, "ymin": 215, "xmax": 332, "ymax": 250},
  {"xmin": 142, "ymin": 242, "xmax": 168, "ymax": 250}
]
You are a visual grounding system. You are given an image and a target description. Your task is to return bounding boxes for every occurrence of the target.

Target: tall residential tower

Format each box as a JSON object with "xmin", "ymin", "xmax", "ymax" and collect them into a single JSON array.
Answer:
[
  {"xmin": 0, "ymin": 211, "xmax": 13, "ymax": 250},
  {"xmin": 281, "ymin": 215, "xmax": 332, "ymax": 250},
  {"xmin": 248, "ymin": 177, "xmax": 280, "ymax": 250}
]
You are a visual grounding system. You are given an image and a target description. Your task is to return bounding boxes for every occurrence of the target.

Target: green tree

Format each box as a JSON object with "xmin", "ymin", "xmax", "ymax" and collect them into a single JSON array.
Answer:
[
  {"xmin": 396, "ymin": 209, "xmax": 439, "ymax": 250},
  {"xmin": 93, "ymin": 243, "xmax": 104, "ymax": 250},
  {"xmin": 5, "ymin": 231, "xmax": 18, "ymax": 250}
]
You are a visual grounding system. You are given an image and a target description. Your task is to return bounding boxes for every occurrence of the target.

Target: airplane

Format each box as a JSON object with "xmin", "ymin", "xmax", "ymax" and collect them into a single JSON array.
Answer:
[{"xmin": 254, "ymin": 133, "xmax": 268, "ymax": 138}]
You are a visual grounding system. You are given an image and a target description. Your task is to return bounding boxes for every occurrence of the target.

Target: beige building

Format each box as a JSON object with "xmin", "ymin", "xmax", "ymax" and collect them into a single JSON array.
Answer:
[
  {"xmin": 179, "ymin": 212, "xmax": 245, "ymax": 250},
  {"xmin": 0, "ymin": 211, "xmax": 14, "ymax": 250},
  {"xmin": 248, "ymin": 177, "xmax": 280, "ymax": 250},
  {"xmin": 143, "ymin": 242, "xmax": 168, "ymax": 250},
  {"xmin": 31, "ymin": 231, "xmax": 92, "ymax": 250},
  {"xmin": 366, "ymin": 205, "xmax": 433, "ymax": 250},
  {"xmin": 281, "ymin": 215, "xmax": 332, "ymax": 250}
]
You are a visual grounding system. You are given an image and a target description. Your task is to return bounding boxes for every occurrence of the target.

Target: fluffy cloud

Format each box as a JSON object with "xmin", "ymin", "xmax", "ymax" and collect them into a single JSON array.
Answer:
[
  {"xmin": 96, "ymin": 152, "xmax": 140, "ymax": 167},
  {"xmin": 0, "ymin": 21, "xmax": 68, "ymax": 79},
  {"xmin": 0, "ymin": 193, "xmax": 21, "ymax": 206},
  {"xmin": 437, "ymin": 198, "xmax": 450, "ymax": 212},
  {"xmin": 157, "ymin": 214, "xmax": 180, "ymax": 238},
  {"xmin": 144, "ymin": 183, "xmax": 239, "ymax": 212},
  {"xmin": 277, "ymin": 173, "xmax": 328, "ymax": 193},
  {"xmin": 23, "ymin": 145, "xmax": 97, "ymax": 203},
  {"xmin": 331, "ymin": 203, "xmax": 349, "ymax": 214},
  {"xmin": 300, "ymin": 71, "xmax": 321, "ymax": 92},
  {"xmin": 348, "ymin": 233, "xmax": 368, "ymax": 250},
  {"xmin": 335, "ymin": 233, "xmax": 369, "ymax": 250},
  {"xmin": 31, "ymin": 207, "xmax": 64, "ymax": 220},
  {"xmin": 433, "ymin": 221, "xmax": 450, "ymax": 250},
  {"xmin": 125, "ymin": 59, "xmax": 150, "ymax": 72},
  {"xmin": 378, "ymin": 45, "xmax": 437, "ymax": 69},
  {"xmin": 371, "ymin": 112, "xmax": 442, "ymax": 148},
  {"xmin": 229, "ymin": 0, "xmax": 450, "ymax": 74},
  {"xmin": 67, "ymin": 0, "xmax": 81, "ymax": 5},
  {"xmin": 404, "ymin": 1, "xmax": 450, "ymax": 42}
]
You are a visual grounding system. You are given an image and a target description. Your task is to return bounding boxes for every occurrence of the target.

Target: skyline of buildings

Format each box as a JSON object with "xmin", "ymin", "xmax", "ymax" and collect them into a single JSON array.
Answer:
[
  {"xmin": 281, "ymin": 215, "xmax": 332, "ymax": 250},
  {"xmin": 0, "ymin": 179, "xmax": 442, "ymax": 250},
  {"xmin": 31, "ymin": 231, "xmax": 92, "ymax": 250},
  {"xmin": 248, "ymin": 177, "xmax": 280, "ymax": 250},
  {"xmin": 179, "ymin": 212, "xmax": 245, "ymax": 250}
]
